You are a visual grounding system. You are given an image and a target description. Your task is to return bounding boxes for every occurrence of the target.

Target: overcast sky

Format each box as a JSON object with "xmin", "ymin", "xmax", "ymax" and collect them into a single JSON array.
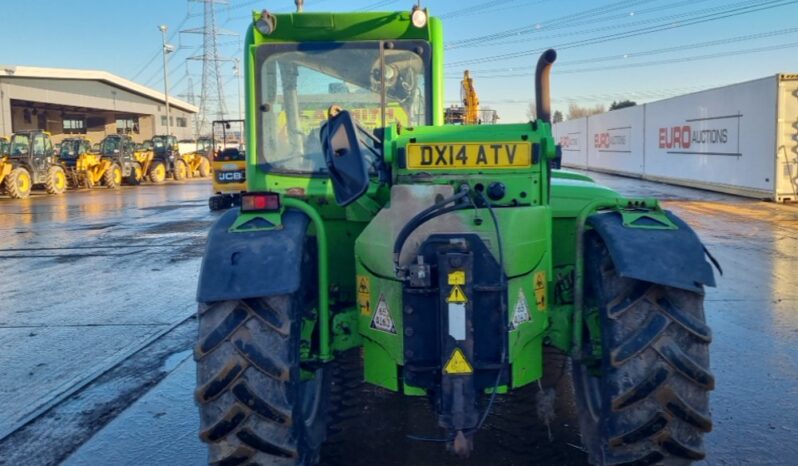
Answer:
[{"xmin": 1, "ymin": 0, "xmax": 795, "ymax": 122}]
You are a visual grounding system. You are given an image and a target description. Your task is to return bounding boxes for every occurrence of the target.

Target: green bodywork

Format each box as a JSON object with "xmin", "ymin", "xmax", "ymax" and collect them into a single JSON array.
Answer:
[{"xmin": 233, "ymin": 9, "xmax": 677, "ymax": 394}]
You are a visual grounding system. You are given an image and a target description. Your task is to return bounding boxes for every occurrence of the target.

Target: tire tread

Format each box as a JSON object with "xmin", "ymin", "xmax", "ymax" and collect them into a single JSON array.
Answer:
[{"xmin": 575, "ymin": 235, "xmax": 713, "ymax": 465}]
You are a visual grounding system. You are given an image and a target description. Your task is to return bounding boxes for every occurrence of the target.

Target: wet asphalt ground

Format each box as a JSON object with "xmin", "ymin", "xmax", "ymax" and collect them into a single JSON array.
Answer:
[{"xmin": 0, "ymin": 174, "xmax": 796, "ymax": 465}]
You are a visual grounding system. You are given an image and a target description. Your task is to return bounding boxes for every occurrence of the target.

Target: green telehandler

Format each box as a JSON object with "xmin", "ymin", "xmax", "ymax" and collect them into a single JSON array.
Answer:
[{"xmin": 195, "ymin": 6, "xmax": 717, "ymax": 466}]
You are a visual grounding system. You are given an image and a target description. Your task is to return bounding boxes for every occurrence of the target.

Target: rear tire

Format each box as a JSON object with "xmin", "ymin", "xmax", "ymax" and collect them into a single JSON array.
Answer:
[
  {"xmin": 208, "ymin": 195, "xmax": 226, "ymax": 211},
  {"xmin": 127, "ymin": 162, "xmax": 142, "ymax": 186},
  {"xmin": 5, "ymin": 167, "xmax": 32, "ymax": 199},
  {"xmin": 45, "ymin": 166, "xmax": 67, "ymax": 195},
  {"xmin": 199, "ymin": 156, "xmax": 211, "ymax": 177},
  {"xmin": 196, "ymin": 295, "xmax": 329, "ymax": 466},
  {"xmin": 149, "ymin": 161, "xmax": 166, "ymax": 184},
  {"xmin": 174, "ymin": 159, "xmax": 187, "ymax": 180},
  {"xmin": 573, "ymin": 234, "xmax": 714, "ymax": 465},
  {"xmin": 103, "ymin": 163, "xmax": 122, "ymax": 189}
]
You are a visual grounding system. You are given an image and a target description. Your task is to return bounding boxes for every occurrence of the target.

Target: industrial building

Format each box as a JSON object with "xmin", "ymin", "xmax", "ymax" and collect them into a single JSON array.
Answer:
[{"xmin": 0, "ymin": 65, "xmax": 198, "ymax": 144}]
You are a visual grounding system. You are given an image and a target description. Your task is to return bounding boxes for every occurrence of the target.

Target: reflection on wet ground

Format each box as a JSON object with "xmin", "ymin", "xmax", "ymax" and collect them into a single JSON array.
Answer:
[{"xmin": 0, "ymin": 181, "xmax": 216, "ymax": 444}]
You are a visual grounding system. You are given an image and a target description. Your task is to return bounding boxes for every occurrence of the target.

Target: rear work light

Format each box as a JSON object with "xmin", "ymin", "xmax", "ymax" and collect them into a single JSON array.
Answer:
[{"xmin": 241, "ymin": 192, "xmax": 281, "ymax": 212}]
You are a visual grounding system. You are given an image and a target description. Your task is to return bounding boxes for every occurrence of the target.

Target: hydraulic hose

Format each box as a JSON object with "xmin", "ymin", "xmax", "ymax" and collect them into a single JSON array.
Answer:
[
  {"xmin": 393, "ymin": 186, "xmax": 471, "ymax": 277},
  {"xmin": 471, "ymin": 191, "xmax": 506, "ymax": 433}
]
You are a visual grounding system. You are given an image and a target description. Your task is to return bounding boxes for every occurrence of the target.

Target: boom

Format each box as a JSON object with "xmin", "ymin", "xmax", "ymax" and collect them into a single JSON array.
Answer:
[{"xmin": 461, "ymin": 69, "xmax": 479, "ymax": 124}]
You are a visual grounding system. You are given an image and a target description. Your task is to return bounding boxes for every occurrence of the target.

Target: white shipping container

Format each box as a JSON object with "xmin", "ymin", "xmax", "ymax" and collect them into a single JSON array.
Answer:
[
  {"xmin": 774, "ymin": 75, "xmax": 798, "ymax": 202},
  {"xmin": 554, "ymin": 117, "xmax": 587, "ymax": 168},
  {"xmin": 586, "ymin": 105, "xmax": 645, "ymax": 177},
  {"xmin": 553, "ymin": 74, "xmax": 798, "ymax": 201}
]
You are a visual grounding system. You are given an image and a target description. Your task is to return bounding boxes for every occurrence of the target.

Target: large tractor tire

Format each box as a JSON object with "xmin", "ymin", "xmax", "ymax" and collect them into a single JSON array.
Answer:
[
  {"xmin": 149, "ymin": 161, "xmax": 166, "ymax": 184},
  {"xmin": 127, "ymin": 162, "xmax": 143, "ymax": 186},
  {"xmin": 573, "ymin": 234, "xmax": 713, "ymax": 466},
  {"xmin": 198, "ymin": 156, "xmax": 211, "ymax": 177},
  {"xmin": 174, "ymin": 159, "xmax": 188, "ymax": 181},
  {"xmin": 103, "ymin": 163, "xmax": 123, "ymax": 189},
  {"xmin": 195, "ymin": 295, "xmax": 329, "ymax": 465},
  {"xmin": 45, "ymin": 166, "xmax": 67, "ymax": 195},
  {"xmin": 4, "ymin": 167, "xmax": 32, "ymax": 199}
]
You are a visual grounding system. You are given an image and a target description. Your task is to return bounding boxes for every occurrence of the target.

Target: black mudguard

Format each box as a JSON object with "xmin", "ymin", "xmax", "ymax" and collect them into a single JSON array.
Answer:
[
  {"xmin": 196, "ymin": 209, "xmax": 309, "ymax": 302},
  {"xmin": 587, "ymin": 210, "xmax": 715, "ymax": 294}
]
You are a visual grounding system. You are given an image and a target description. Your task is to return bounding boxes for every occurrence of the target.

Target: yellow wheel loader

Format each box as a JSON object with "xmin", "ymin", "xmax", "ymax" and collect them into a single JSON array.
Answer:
[
  {"xmin": 133, "ymin": 142, "xmax": 155, "ymax": 183},
  {"xmin": 0, "ymin": 137, "xmax": 11, "ymax": 191},
  {"xmin": 1, "ymin": 131, "xmax": 66, "ymax": 199},
  {"xmin": 181, "ymin": 137, "xmax": 213, "ymax": 178},
  {"xmin": 60, "ymin": 135, "xmax": 141, "ymax": 189}
]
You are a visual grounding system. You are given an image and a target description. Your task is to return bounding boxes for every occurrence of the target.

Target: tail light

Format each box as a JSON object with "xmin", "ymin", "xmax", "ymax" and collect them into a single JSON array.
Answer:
[{"xmin": 241, "ymin": 192, "xmax": 281, "ymax": 212}]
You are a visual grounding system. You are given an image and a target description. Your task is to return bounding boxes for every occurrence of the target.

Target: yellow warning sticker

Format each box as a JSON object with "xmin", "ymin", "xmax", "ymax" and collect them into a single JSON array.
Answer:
[
  {"xmin": 447, "ymin": 285, "xmax": 468, "ymax": 304},
  {"xmin": 534, "ymin": 271, "xmax": 546, "ymax": 291},
  {"xmin": 535, "ymin": 288, "xmax": 547, "ymax": 311},
  {"xmin": 448, "ymin": 270, "xmax": 465, "ymax": 285},
  {"xmin": 534, "ymin": 271, "xmax": 547, "ymax": 311},
  {"xmin": 444, "ymin": 348, "xmax": 473, "ymax": 375},
  {"xmin": 357, "ymin": 275, "xmax": 371, "ymax": 316}
]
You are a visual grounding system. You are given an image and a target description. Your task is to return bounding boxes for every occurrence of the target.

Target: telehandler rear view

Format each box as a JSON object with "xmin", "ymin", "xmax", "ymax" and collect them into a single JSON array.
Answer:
[
  {"xmin": 182, "ymin": 138, "xmax": 213, "ymax": 179},
  {"xmin": 195, "ymin": 7, "xmax": 717, "ymax": 466}
]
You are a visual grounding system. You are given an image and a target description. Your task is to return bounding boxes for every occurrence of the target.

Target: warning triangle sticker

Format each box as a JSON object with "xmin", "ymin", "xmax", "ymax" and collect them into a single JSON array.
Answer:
[
  {"xmin": 447, "ymin": 285, "xmax": 468, "ymax": 304},
  {"xmin": 511, "ymin": 289, "xmax": 531, "ymax": 329},
  {"xmin": 444, "ymin": 348, "xmax": 473, "ymax": 375},
  {"xmin": 370, "ymin": 294, "xmax": 396, "ymax": 334}
]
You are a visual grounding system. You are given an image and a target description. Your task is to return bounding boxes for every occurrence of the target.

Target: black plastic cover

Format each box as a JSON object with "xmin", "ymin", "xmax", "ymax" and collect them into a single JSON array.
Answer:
[
  {"xmin": 587, "ymin": 210, "xmax": 716, "ymax": 294},
  {"xmin": 196, "ymin": 209, "xmax": 309, "ymax": 302}
]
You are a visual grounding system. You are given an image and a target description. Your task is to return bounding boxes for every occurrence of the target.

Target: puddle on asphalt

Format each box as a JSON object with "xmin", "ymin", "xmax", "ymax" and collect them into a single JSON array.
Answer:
[{"xmin": 162, "ymin": 350, "xmax": 192, "ymax": 372}]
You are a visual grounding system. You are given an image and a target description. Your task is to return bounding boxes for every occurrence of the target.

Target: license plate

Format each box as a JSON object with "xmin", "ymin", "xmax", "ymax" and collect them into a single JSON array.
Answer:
[
  {"xmin": 406, "ymin": 142, "xmax": 532, "ymax": 170},
  {"xmin": 215, "ymin": 170, "xmax": 246, "ymax": 183}
]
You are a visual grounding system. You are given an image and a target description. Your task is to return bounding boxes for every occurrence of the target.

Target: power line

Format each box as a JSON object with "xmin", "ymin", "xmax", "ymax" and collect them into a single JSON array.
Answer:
[
  {"xmin": 447, "ymin": 40, "xmax": 798, "ymax": 81},
  {"xmin": 133, "ymin": 0, "xmax": 267, "ymax": 84},
  {"xmin": 439, "ymin": 0, "xmax": 536, "ymax": 19},
  {"xmin": 361, "ymin": 0, "xmax": 401, "ymax": 11},
  {"xmin": 446, "ymin": 0, "xmax": 660, "ymax": 48},
  {"xmin": 185, "ymin": 0, "xmax": 236, "ymax": 134},
  {"xmin": 555, "ymin": 41, "xmax": 798, "ymax": 74},
  {"xmin": 130, "ymin": 13, "xmax": 192, "ymax": 82},
  {"xmin": 446, "ymin": 0, "xmax": 798, "ymax": 67},
  {"xmin": 444, "ymin": 83, "xmax": 721, "ymax": 105},
  {"xmin": 447, "ymin": 0, "xmax": 720, "ymax": 49},
  {"xmin": 451, "ymin": 26, "xmax": 798, "ymax": 77}
]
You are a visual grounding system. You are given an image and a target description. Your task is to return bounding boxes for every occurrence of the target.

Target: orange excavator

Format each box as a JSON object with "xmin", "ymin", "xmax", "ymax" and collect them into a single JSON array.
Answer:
[
  {"xmin": 445, "ymin": 70, "xmax": 497, "ymax": 125},
  {"xmin": 461, "ymin": 69, "xmax": 479, "ymax": 125}
]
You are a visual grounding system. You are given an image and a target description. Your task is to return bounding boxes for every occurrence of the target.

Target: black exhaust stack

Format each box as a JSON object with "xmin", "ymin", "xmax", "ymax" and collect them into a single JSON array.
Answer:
[{"xmin": 535, "ymin": 49, "xmax": 557, "ymax": 123}]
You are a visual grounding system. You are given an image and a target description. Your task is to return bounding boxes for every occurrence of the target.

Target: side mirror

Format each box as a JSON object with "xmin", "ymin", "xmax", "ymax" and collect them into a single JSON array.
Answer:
[{"xmin": 321, "ymin": 110, "xmax": 368, "ymax": 207}]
